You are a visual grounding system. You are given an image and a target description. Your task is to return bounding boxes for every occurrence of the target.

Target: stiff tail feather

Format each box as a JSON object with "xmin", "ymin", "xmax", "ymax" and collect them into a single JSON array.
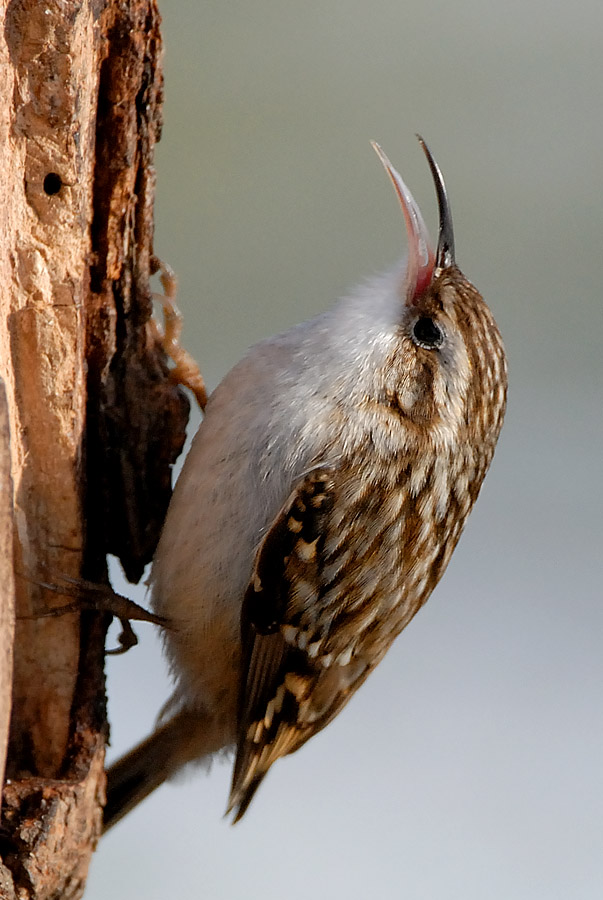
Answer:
[{"xmin": 104, "ymin": 706, "xmax": 220, "ymax": 831}]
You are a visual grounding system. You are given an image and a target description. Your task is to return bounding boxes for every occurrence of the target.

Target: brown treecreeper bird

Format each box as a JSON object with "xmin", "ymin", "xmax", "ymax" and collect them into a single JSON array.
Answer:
[{"xmin": 105, "ymin": 137, "xmax": 507, "ymax": 827}]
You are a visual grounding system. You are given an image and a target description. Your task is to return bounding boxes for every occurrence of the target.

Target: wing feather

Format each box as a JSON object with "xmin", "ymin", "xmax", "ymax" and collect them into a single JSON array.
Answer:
[{"xmin": 228, "ymin": 469, "xmax": 340, "ymax": 818}]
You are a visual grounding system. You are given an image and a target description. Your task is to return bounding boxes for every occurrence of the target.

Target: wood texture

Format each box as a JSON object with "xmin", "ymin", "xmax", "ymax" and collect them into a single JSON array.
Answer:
[
  {"xmin": 0, "ymin": 382, "xmax": 14, "ymax": 812},
  {"xmin": 0, "ymin": 1, "xmax": 190, "ymax": 896}
]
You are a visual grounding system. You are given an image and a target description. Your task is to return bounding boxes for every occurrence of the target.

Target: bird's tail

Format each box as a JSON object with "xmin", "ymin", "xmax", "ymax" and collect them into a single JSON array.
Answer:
[{"xmin": 103, "ymin": 706, "xmax": 221, "ymax": 832}]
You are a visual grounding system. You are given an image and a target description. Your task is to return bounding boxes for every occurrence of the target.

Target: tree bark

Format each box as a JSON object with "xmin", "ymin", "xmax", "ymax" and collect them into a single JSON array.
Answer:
[
  {"xmin": 0, "ymin": 2, "xmax": 189, "ymax": 896},
  {"xmin": 0, "ymin": 382, "xmax": 15, "ymax": 814}
]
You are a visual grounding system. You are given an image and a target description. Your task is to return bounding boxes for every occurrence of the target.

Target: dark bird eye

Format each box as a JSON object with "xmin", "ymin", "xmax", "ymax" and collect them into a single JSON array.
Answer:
[{"xmin": 412, "ymin": 316, "xmax": 444, "ymax": 349}]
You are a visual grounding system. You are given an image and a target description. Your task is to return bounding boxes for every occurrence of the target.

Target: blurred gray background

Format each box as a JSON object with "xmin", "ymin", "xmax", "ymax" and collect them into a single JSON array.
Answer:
[{"xmin": 87, "ymin": 1, "xmax": 602, "ymax": 897}]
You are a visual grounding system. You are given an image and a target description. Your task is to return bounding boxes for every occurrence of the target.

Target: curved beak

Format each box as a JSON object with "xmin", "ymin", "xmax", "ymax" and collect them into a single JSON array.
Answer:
[
  {"xmin": 371, "ymin": 137, "xmax": 456, "ymax": 302},
  {"xmin": 371, "ymin": 141, "xmax": 434, "ymax": 303},
  {"xmin": 416, "ymin": 135, "xmax": 455, "ymax": 273}
]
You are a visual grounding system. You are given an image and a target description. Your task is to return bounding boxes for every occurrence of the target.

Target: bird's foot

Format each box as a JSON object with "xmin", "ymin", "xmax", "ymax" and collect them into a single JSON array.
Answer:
[
  {"xmin": 18, "ymin": 572, "xmax": 169, "ymax": 655},
  {"xmin": 151, "ymin": 255, "xmax": 207, "ymax": 412}
]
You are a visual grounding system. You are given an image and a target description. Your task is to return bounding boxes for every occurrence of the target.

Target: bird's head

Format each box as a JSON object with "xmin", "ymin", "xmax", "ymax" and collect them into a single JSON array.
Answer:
[{"xmin": 371, "ymin": 139, "xmax": 507, "ymax": 457}]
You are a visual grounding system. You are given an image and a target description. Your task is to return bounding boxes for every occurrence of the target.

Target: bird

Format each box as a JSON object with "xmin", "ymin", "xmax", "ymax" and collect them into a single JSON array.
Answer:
[{"xmin": 104, "ymin": 137, "xmax": 507, "ymax": 828}]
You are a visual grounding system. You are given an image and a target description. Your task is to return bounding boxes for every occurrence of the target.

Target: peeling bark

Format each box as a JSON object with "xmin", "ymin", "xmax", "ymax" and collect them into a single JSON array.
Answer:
[{"xmin": 0, "ymin": 1, "xmax": 189, "ymax": 896}]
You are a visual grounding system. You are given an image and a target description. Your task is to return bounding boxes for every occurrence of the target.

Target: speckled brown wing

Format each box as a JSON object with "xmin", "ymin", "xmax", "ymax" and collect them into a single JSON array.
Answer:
[{"xmin": 228, "ymin": 468, "xmax": 374, "ymax": 822}]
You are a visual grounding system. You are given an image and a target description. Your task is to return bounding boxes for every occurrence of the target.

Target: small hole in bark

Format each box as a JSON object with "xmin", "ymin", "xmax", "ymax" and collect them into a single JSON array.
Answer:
[{"xmin": 43, "ymin": 173, "xmax": 62, "ymax": 195}]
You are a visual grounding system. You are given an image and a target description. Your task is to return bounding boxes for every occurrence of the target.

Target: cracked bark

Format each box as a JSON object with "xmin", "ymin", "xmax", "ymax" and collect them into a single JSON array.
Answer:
[{"xmin": 0, "ymin": 2, "xmax": 189, "ymax": 896}]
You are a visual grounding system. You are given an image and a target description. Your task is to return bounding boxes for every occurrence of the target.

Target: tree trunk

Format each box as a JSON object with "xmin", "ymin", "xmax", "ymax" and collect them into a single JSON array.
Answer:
[{"xmin": 0, "ymin": 2, "xmax": 189, "ymax": 896}]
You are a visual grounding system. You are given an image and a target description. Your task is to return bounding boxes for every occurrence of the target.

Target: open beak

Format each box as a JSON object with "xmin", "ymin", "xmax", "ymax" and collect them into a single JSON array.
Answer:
[{"xmin": 371, "ymin": 136, "xmax": 455, "ymax": 303}]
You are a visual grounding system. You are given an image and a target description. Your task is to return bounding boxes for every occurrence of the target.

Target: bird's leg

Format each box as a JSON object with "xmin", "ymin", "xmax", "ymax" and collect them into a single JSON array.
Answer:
[
  {"xmin": 18, "ymin": 572, "xmax": 169, "ymax": 655},
  {"xmin": 151, "ymin": 255, "xmax": 207, "ymax": 412}
]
